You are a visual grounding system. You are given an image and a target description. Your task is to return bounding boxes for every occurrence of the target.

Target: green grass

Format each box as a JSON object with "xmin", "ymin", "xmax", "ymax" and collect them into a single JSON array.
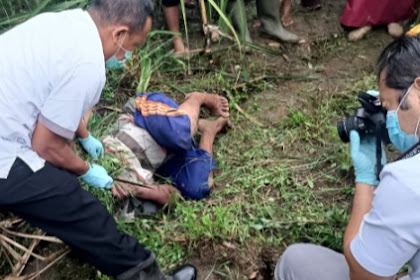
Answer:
[{"xmin": 0, "ymin": 0, "xmax": 384, "ymax": 279}]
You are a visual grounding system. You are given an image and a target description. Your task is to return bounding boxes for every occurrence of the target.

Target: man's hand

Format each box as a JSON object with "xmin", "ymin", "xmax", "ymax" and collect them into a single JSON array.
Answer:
[
  {"xmin": 80, "ymin": 164, "xmax": 113, "ymax": 189},
  {"xmin": 78, "ymin": 134, "xmax": 104, "ymax": 160},
  {"xmin": 350, "ymin": 130, "xmax": 386, "ymax": 186}
]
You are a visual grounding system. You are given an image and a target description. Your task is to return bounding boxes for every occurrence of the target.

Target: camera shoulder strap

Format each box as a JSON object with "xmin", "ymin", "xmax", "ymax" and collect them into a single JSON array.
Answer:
[{"xmin": 396, "ymin": 141, "xmax": 420, "ymax": 161}]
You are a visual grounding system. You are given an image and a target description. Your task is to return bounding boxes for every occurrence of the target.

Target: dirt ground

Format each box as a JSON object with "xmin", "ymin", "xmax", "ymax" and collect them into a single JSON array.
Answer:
[
  {"xmin": 3, "ymin": 0, "xmax": 398, "ymax": 279},
  {"xmin": 185, "ymin": 0, "xmax": 393, "ymax": 279}
]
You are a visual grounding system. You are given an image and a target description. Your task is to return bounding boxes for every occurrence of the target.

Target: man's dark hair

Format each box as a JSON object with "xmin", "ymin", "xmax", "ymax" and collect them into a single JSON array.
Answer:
[
  {"xmin": 88, "ymin": 0, "xmax": 154, "ymax": 32},
  {"xmin": 377, "ymin": 35, "xmax": 420, "ymax": 108}
]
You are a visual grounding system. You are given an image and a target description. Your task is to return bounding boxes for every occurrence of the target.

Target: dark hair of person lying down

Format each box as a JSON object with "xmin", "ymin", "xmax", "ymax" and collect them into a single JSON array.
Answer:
[
  {"xmin": 88, "ymin": 0, "xmax": 154, "ymax": 33},
  {"xmin": 377, "ymin": 35, "xmax": 420, "ymax": 110}
]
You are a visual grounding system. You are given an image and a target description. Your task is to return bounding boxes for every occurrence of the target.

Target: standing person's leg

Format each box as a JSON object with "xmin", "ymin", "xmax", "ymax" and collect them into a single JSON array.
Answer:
[
  {"xmin": 275, "ymin": 243, "xmax": 349, "ymax": 280},
  {"xmin": 162, "ymin": 0, "xmax": 188, "ymax": 54},
  {"xmin": 226, "ymin": 0, "xmax": 252, "ymax": 43},
  {"xmin": 177, "ymin": 92, "xmax": 230, "ymax": 136},
  {"xmin": 256, "ymin": 0, "xmax": 300, "ymax": 43},
  {"xmin": 0, "ymin": 159, "xmax": 152, "ymax": 277}
]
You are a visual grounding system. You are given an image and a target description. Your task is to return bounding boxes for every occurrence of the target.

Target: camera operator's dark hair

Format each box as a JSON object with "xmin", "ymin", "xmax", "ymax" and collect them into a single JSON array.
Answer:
[
  {"xmin": 88, "ymin": 0, "xmax": 154, "ymax": 33},
  {"xmin": 377, "ymin": 35, "xmax": 420, "ymax": 109}
]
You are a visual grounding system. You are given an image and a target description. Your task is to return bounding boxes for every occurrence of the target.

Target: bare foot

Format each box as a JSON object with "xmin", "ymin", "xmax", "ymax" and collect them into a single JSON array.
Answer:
[
  {"xmin": 281, "ymin": 14, "xmax": 294, "ymax": 27},
  {"xmin": 348, "ymin": 26, "xmax": 372, "ymax": 41},
  {"xmin": 173, "ymin": 36, "xmax": 189, "ymax": 54},
  {"xmin": 280, "ymin": 0, "xmax": 294, "ymax": 27},
  {"xmin": 186, "ymin": 92, "xmax": 230, "ymax": 118},
  {"xmin": 388, "ymin": 22, "xmax": 403, "ymax": 38},
  {"xmin": 198, "ymin": 117, "xmax": 231, "ymax": 136}
]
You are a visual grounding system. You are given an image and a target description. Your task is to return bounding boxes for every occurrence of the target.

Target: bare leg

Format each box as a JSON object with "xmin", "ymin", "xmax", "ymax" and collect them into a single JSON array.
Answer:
[
  {"xmin": 197, "ymin": 117, "xmax": 230, "ymax": 189},
  {"xmin": 198, "ymin": 117, "xmax": 230, "ymax": 155},
  {"xmin": 280, "ymin": 0, "xmax": 293, "ymax": 27},
  {"xmin": 163, "ymin": 5, "xmax": 188, "ymax": 54},
  {"xmin": 178, "ymin": 92, "xmax": 229, "ymax": 136}
]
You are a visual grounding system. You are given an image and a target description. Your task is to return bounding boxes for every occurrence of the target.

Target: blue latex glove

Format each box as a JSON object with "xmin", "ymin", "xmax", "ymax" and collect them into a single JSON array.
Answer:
[
  {"xmin": 78, "ymin": 133, "xmax": 104, "ymax": 160},
  {"xmin": 350, "ymin": 130, "xmax": 387, "ymax": 186},
  {"xmin": 366, "ymin": 90, "xmax": 379, "ymax": 97},
  {"xmin": 80, "ymin": 164, "xmax": 113, "ymax": 189}
]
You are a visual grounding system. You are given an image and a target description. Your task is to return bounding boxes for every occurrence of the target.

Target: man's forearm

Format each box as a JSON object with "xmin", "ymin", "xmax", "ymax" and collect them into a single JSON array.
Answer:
[
  {"xmin": 76, "ymin": 109, "xmax": 93, "ymax": 139},
  {"xmin": 344, "ymin": 183, "xmax": 375, "ymax": 246},
  {"xmin": 41, "ymin": 142, "xmax": 89, "ymax": 176},
  {"xmin": 76, "ymin": 119, "xmax": 89, "ymax": 139}
]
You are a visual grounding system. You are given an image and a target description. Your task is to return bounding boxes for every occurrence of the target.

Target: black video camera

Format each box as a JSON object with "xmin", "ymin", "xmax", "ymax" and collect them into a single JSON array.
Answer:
[{"xmin": 337, "ymin": 91, "xmax": 390, "ymax": 144}]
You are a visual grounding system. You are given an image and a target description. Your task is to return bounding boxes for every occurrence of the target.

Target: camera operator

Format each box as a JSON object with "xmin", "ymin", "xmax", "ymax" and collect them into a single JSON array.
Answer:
[{"xmin": 274, "ymin": 35, "xmax": 420, "ymax": 280}]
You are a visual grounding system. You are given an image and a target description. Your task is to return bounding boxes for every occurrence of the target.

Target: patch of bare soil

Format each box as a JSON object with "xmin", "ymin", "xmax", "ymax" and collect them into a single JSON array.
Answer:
[{"xmin": 187, "ymin": 239, "xmax": 283, "ymax": 280}]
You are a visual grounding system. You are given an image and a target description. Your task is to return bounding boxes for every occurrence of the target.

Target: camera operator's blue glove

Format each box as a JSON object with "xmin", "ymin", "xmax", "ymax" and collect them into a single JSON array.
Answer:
[
  {"xmin": 80, "ymin": 164, "xmax": 113, "ymax": 189},
  {"xmin": 350, "ymin": 130, "xmax": 386, "ymax": 186},
  {"xmin": 78, "ymin": 134, "xmax": 104, "ymax": 160}
]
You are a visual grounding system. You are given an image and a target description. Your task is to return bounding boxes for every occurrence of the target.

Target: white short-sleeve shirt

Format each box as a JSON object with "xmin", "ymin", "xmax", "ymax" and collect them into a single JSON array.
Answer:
[
  {"xmin": 350, "ymin": 154, "xmax": 420, "ymax": 279},
  {"xmin": 0, "ymin": 9, "xmax": 105, "ymax": 178}
]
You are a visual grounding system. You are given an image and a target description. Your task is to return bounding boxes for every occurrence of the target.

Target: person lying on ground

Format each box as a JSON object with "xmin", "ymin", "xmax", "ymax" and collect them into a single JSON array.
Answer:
[
  {"xmin": 98, "ymin": 91, "xmax": 230, "ymax": 215},
  {"xmin": 274, "ymin": 35, "xmax": 420, "ymax": 280}
]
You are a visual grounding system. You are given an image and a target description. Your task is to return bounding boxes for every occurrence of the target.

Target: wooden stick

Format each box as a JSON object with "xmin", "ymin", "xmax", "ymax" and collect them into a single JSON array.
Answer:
[
  {"xmin": 0, "ymin": 238, "xmax": 22, "ymax": 264},
  {"xmin": 0, "ymin": 234, "xmax": 47, "ymax": 261},
  {"xmin": 1, "ymin": 245, "xmax": 15, "ymax": 273},
  {"xmin": 2, "ymin": 228, "xmax": 63, "ymax": 244},
  {"xmin": 114, "ymin": 177, "xmax": 154, "ymax": 189},
  {"xmin": 93, "ymin": 105, "xmax": 122, "ymax": 113},
  {"xmin": 26, "ymin": 248, "xmax": 70, "ymax": 280},
  {"xmin": 0, "ymin": 218, "xmax": 23, "ymax": 228},
  {"xmin": 15, "ymin": 235, "xmax": 41, "ymax": 276}
]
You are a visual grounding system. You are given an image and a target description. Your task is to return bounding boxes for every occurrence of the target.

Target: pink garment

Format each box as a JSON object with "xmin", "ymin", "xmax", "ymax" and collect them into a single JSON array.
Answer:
[{"xmin": 341, "ymin": 0, "xmax": 419, "ymax": 28}]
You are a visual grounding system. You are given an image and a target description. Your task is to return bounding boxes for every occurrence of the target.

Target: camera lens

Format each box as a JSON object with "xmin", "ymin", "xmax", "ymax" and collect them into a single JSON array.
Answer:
[{"xmin": 337, "ymin": 116, "xmax": 358, "ymax": 143}]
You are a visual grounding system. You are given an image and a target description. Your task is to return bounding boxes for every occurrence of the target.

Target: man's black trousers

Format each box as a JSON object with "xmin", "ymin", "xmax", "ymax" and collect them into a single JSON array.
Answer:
[{"xmin": 0, "ymin": 158, "xmax": 149, "ymax": 276}]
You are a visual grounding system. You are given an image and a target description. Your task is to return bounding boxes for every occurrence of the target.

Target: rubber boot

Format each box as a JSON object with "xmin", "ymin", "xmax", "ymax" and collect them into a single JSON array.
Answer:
[
  {"xmin": 227, "ymin": 0, "xmax": 252, "ymax": 43},
  {"xmin": 116, "ymin": 250, "xmax": 197, "ymax": 280},
  {"xmin": 256, "ymin": 0, "xmax": 300, "ymax": 43}
]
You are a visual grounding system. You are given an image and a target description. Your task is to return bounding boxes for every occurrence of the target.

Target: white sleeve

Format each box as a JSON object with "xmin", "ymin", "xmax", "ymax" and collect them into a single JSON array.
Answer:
[
  {"xmin": 350, "ymin": 174, "xmax": 420, "ymax": 277},
  {"xmin": 39, "ymin": 63, "xmax": 104, "ymax": 139}
]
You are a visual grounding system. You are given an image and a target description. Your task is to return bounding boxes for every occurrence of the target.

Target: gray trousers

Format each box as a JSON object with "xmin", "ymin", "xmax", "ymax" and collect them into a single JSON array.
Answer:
[
  {"xmin": 275, "ymin": 243, "xmax": 410, "ymax": 280},
  {"xmin": 274, "ymin": 243, "xmax": 349, "ymax": 280}
]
